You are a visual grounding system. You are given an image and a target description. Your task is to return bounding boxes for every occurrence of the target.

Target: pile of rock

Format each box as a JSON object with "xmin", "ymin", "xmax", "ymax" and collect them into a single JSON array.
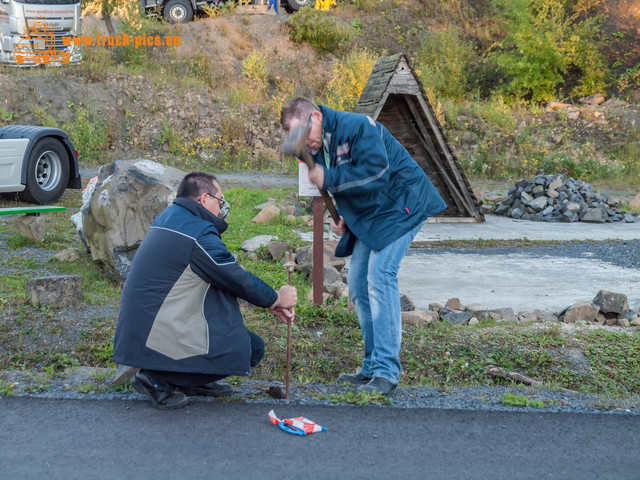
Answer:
[
  {"xmin": 400, "ymin": 290, "xmax": 640, "ymax": 329},
  {"xmin": 492, "ymin": 174, "xmax": 637, "ymax": 223}
]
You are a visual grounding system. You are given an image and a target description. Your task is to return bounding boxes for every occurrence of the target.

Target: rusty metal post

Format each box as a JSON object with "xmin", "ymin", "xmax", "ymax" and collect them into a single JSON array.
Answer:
[
  {"xmin": 312, "ymin": 196, "xmax": 324, "ymax": 305},
  {"xmin": 283, "ymin": 250, "xmax": 297, "ymax": 400}
]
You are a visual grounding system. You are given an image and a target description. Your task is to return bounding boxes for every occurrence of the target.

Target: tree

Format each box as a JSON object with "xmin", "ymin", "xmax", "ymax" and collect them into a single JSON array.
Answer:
[{"xmin": 82, "ymin": 0, "xmax": 142, "ymax": 37}]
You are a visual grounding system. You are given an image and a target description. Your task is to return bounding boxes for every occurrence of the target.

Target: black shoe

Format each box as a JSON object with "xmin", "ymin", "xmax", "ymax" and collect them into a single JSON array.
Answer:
[
  {"xmin": 132, "ymin": 371, "xmax": 188, "ymax": 410},
  {"xmin": 358, "ymin": 376, "xmax": 397, "ymax": 396},
  {"xmin": 337, "ymin": 372, "xmax": 372, "ymax": 386},
  {"xmin": 180, "ymin": 381, "xmax": 233, "ymax": 397}
]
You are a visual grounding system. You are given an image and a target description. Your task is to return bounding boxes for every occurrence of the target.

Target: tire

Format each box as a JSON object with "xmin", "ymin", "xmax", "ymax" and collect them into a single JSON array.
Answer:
[
  {"xmin": 163, "ymin": 0, "xmax": 194, "ymax": 23},
  {"xmin": 284, "ymin": 0, "xmax": 314, "ymax": 13},
  {"xmin": 18, "ymin": 138, "xmax": 70, "ymax": 205}
]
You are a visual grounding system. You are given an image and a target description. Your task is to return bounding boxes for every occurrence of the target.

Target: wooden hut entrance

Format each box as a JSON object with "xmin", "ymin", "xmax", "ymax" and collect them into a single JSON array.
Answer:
[{"xmin": 354, "ymin": 53, "xmax": 484, "ymax": 223}]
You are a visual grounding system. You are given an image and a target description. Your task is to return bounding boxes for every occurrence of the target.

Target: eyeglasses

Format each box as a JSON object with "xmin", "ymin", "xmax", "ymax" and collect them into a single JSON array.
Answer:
[
  {"xmin": 205, "ymin": 192, "xmax": 230, "ymax": 221},
  {"xmin": 206, "ymin": 192, "xmax": 224, "ymax": 209}
]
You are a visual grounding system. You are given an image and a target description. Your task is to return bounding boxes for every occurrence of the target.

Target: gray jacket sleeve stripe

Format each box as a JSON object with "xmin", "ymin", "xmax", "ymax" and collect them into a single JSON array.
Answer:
[
  {"xmin": 332, "ymin": 164, "xmax": 389, "ymax": 193},
  {"xmin": 151, "ymin": 226, "xmax": 236, "ymax": 266}
]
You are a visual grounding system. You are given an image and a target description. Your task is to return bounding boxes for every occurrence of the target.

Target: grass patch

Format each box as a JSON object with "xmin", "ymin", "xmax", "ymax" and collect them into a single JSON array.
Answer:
[
  {"xmin": 501, "ymin": 392, "xmax": 546, "ymax": 408},
  {"xmin": 319, "ymin": 390, "xmax": 392, "ymax": 406},
  {"xmin": 0, "ymin": 380, "xmax": 17, "ymax": 396}
]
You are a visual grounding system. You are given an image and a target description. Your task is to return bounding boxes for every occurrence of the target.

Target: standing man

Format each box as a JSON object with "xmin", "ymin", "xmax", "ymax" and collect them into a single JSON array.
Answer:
[
  {"xmin": 280, "ymin": 98, "xmax": 446, "ymax": 396},
  {"xmin": 113, "ymin": 171, "xmax": 297, "ymax": 410},
  {"xmin": 267, "ymin": 0, "xmax": 279, "ymax": 14}
]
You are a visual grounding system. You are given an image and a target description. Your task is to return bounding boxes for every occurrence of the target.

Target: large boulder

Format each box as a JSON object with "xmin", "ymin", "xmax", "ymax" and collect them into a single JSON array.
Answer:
[{"xmin": 81, "ymin": 160, "xmax": 186, "ymax": 280}]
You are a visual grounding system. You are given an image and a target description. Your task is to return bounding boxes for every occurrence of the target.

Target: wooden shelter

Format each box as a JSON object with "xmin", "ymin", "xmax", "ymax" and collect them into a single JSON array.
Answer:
[{"xmin": 354, "ymin": 53, "xmax": 484, "ymax": 222}]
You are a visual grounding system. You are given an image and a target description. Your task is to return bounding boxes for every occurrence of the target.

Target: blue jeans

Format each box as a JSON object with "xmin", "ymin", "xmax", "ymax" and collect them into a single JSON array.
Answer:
[{"xmin": 347, "ymin": 223, "xmax": 423, "ymax": 385}]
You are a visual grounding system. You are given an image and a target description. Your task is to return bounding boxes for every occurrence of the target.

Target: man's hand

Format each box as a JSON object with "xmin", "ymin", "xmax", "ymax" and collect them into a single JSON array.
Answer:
[
  {"xmin": 330, "ymin": 215, "xmax": 347, "ymax": 236},
  {"xmin": 270, "ymin": 306, "xmax": 295, "ymax": 325},
  {"xmin": 308, "ymin": 165, "xmax": 325, "ymax": 189},
  {"xmin": 277, "ymin": 285, "xmax": 297, "ymax": 309},
  {"xmin": 269, "ymin": 285, "xmax": 297, "ymax": 325}
]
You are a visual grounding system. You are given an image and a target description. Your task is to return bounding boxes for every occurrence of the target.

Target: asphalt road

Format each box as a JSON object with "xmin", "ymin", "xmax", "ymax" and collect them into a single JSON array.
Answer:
[{"xmin": 1, "ymin": 397, "xmax": 638, "ymax": 480}]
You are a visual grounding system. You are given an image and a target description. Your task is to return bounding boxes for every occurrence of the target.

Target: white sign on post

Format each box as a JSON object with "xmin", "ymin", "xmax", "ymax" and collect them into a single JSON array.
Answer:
[{"xmin": 298, "ymin": 161, "xmax": 321, "ymax": 197}]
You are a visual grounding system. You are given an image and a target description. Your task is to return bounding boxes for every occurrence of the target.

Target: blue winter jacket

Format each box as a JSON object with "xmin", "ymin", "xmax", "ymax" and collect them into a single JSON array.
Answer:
[
  {"xmin": 316, "ymin": 106, "xmax": 446, "ymax": 255},
  {"xmin": 113, "ymin": 197, "xmax": 278, "ymax": 376}
]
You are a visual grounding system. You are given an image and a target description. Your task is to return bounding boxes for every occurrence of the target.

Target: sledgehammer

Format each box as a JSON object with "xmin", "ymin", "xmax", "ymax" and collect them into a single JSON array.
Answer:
[{"xmin": 282, "ymin": 124, "xmax": 340, "ymax": 223}]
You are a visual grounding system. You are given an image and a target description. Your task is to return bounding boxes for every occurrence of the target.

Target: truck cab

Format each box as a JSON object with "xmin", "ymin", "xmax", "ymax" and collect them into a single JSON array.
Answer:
[{"xmin": 0, "ymin": 0, "xmax": 81, "ymax": 66}]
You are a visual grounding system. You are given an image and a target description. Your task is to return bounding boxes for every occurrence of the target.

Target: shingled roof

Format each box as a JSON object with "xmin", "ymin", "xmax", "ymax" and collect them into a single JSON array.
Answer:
[{"xmin": 354, "ymin": 53, "xmax": 484, "ymax": 222}]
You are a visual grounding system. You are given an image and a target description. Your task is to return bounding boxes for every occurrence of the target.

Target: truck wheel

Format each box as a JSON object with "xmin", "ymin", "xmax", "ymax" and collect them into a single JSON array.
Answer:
[
  {"xmin": 163, "ymin": 0, "xmax": 193, "ymax": 23},
  {"xmin": 18, "ymin": 138, "xmax": 70, "ymax": 204},
  {"xmin": 283, "ymin": 0, "xmax": 314, "ymax": 13}
]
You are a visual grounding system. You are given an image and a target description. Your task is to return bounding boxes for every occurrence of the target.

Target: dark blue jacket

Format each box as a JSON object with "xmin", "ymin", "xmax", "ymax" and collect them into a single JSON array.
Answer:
[
  {"xmin": 113, "ymin": 197, "xmax": 278, "ymax": 376},
  {"xmin": 316, "ymin": 106, "xmax": 446, "ymax": 255}
]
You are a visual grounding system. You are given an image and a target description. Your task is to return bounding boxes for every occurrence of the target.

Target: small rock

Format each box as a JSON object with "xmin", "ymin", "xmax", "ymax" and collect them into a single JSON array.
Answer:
[
  {"xmin": 473, "ymin": 187, "xmax": 483, "ymax": 204},
  {"xmin": 604, "ymin": 312, "xmax": 619, "ymax": 326},
  {"xmin": 25, "ymin": 275, "xmax": 83, "ymax": 307},
  {"xmin": 53, "ymin": 248, "xmax": 83, "ymax": 262},
  {"xmin": 518, "ymin": 312, "xmax": 538, "ymax": 322},
  {"xmin": 617, "ymin": 318, "xmax": 631, "ymax": 328},
  {"xmin": 489, "ymin": 307, "xmax": 515, "ymax": 321},
  {"xmin": 400, "ymin": 294, "xmax": 416, "ymax": 312},
  {"xmin": 252, "ymin": 205, "xmax": 280, "ymax": 223},
  {"xmin": 428, "ymin": 303, "xmax": 443, "ymax": 312},
  {"xmin": 546, "ymin": 101, "xmax": 570, "ymax": 111},
  {"xmin": 581, "ymin": 208, "xmax": 606, "ymax": 223},
  {"xmin": 592, "ymin": 290, "xmax": 629, "ymax": 314},
  {"xmin": 445, "ymin": 297, "xmax": 464, "ymax": 311},
  {"xmin": 16, "ymin": 215, "xmax": 45, "ymax": 243},
  {"xmin": 579, "ymin": 93, "xmax": 605, "ymax": 105},
  {"xmin": 629, "ymin": 194, "xmax": 640, "ymax": 211},
  {"xmin": 267, "ymin": 241, "xmax": 292, "ymax": 260},
  {"xmin": 533, "ymin": 309, "xmax": 558, "ymax": 323},
  {"xmin": 465, "ymin": 303, "xmax": 489, "ymax": 318},
  {"xmin": 561, "ymin": 300, "xmax": 599, "ymax": 323},
  {"xmin": 240, "ymin": 235, "xmax": 277, "ymax": 252},
  {"xmin": 441, "ymin": 311, "xmax": 472, "ymax": 325},
  {"xmin": 402, "ymin": 310, "xmax": 436, "ymax": 327}
]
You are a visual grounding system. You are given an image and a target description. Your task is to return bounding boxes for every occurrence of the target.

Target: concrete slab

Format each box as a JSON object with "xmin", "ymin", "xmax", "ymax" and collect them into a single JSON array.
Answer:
[
  {"xmin": 300, "ymin": 215, "xmax": 640, "ymax": 314},
  {"xmin": 417, "ymin": 214, "xmax": 640, "ymax": 242},
  {"xmin": 406, "ymin": 214, "xmax": 640, "ymax": 312},
  {"xmin": 398, "ymin": 249, "xmax": 640, "ymax": 313}
]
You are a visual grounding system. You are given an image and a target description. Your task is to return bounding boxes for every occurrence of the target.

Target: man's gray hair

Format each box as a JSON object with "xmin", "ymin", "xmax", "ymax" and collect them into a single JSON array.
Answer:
[{"xmin": 280, "ymin": 97, "xmax": 320, "ymax": 132}]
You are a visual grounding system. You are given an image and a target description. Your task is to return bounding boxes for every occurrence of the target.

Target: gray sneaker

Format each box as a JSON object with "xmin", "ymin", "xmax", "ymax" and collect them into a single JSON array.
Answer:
[
  {"xmin": 358, "ymin": 376, "xmax": 397, "ymax": 396},
  {"xmin": 337, "ymin": 372, "xmax": 372, "ymax": 386}
]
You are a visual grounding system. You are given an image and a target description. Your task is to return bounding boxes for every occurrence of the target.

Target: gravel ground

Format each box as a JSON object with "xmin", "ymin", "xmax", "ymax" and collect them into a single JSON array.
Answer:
[
  {"xmin": 2, "ymin": 369, "xmax": 638, "ymax": 415},
  {"xmin": 428, "ymin": 239, "xmax": 640, "ymax": 270}
]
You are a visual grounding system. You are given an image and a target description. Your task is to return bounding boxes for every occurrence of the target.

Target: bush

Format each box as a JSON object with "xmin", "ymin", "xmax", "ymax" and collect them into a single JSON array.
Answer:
[
  {"xmin": 487, "ymin": 0, "xmax": 609, "ymax": 103},
  {"xmin": 62, "ymin": 104, "xmax": 110, "ymax": 164},
  {"xmin": 242, "ymin": 50, "xmax": 269, "ymax": 91},
  {"xmin": 325, "ymin": 48, "xmax": 378, "ymax": 111},
  {"xmin": 618, "ymin": 63, "xmax": 640, "ymax": 98},
  {"xmin": 415, "ymin": 27, "xmax": 478, "ymax": 101},
  {"xmin": 285, "ymin": 6, "xmax": 357, "ymax": 53}
]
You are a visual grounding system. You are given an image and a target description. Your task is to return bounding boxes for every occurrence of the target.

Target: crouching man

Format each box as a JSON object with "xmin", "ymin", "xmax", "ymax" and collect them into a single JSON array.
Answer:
[{"xmin": 113, "ymin": 171, "xmax": 297, "ymax": 409}]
